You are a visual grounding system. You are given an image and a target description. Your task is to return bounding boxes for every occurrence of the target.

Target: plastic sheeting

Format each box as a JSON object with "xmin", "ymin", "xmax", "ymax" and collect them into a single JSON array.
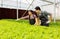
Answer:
[{"xmin": 0, "ymin": 0, "xmax": 60, "ymax": 20}]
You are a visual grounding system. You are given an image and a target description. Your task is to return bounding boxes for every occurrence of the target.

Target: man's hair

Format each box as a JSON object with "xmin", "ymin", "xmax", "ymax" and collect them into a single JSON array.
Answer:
[{"xmin": 35, "ymin": 6, "xmax": 41, "ymax": 10}]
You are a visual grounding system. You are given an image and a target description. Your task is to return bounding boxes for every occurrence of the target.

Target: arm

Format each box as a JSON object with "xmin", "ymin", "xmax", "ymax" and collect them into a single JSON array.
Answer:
[
  {"xmin": 49, "ymin": 14, "xmax": 52, "ymax": 22},
  {"xmin": 44, "ymin": 11, "xmax": 52, "ymax": 23},
  {"xmin": 35, "ymin": 17, "xmax": 40, "ymax": 25},
  {"xmin": 45, "ymin": 11, "xmax": 52, "ymax": 22},
  {"xmin": 20, "ymin": 15, "xmax": 29, "ymax": 19},
  {"xmin": 46, "ymin": 14, "xmax": 52, "ymax": 23}
]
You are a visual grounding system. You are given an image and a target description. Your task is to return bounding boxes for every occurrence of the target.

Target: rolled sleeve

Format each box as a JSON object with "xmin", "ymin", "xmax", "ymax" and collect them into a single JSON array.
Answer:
[{"xmin": 44, "ymin": 11, "xmax": 51, "ymax": 16}]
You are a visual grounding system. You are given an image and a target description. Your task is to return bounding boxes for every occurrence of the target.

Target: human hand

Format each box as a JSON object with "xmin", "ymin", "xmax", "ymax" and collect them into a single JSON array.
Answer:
[{"xmin": 46, "ymin": 21, "xmax": 51, "ymax": 23}]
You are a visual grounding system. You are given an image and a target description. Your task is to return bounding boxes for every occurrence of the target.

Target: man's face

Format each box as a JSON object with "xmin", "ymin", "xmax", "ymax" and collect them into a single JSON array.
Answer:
[{"xmin": 35, "ymin": 10, "xmax": 41, "ymax": 14}]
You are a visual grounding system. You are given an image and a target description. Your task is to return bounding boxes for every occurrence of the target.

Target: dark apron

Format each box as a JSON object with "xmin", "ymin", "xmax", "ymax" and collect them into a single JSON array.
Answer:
[
  {"xmin": 29, "ymin": 19, "xmax": 35, "ymax": 25},
  {"xmin": 29, "ymin": 15, "xmax": 35, "ymax": 25}
]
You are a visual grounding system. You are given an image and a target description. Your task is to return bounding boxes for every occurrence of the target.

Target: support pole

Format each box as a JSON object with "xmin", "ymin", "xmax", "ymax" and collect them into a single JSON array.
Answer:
[
  {"xmin": 54, "ymin": 0, "xmax": 56, "ymax": 23},
  {"xmin": 20, "ymin": 0, "xmax": 21, "ymax": 8},
  {"xmin": 17, "ymin": 0, "xmax": 19, "ymax": 20},
  {"xmin": 1, "ymin": 0, "xmax": 3, "ymax": 7}
]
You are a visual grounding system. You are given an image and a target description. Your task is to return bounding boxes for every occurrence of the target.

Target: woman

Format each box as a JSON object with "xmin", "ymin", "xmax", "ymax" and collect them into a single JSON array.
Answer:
[{"xmin": 20, "ymin": 10, "xmax": 37, "ymax": 25}]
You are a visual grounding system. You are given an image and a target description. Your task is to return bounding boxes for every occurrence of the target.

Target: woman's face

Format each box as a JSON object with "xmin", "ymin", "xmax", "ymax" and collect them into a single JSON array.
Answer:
[{"xmin": 28, "ymin": 11, "xmax": 32, "ymax": 15}]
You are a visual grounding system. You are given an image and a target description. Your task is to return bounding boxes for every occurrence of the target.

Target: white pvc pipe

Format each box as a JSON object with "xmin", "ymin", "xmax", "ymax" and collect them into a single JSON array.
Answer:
[
  {"xmin": 17, "ymin": 0, "xmax": 19, "ymax": 20},
  {"xmin": 54, "ymin": 0, "xmax": 56, "ymax": 23}
]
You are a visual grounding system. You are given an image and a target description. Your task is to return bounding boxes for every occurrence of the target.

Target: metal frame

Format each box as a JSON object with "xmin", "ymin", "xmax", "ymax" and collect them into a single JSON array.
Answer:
[
  {"xmin": 0, "ymin": 0, "xmax": 60, "ymax": 22},
  {"xmin": 40, "ymin": 0, "xmax": 57, "ymax": 23},
  {"xmin": 41, "ymin": 0, "xmax": 54, "ymax": 4},
  {"xmin": 1, "ymin": 0, "xmax": 3, "ymax": 7}
]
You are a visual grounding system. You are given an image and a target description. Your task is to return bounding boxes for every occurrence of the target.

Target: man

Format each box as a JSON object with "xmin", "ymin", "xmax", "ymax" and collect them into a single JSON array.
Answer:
[{"xmin": 35, "ymin": 6, "xmax": 52, "ymax": 26}]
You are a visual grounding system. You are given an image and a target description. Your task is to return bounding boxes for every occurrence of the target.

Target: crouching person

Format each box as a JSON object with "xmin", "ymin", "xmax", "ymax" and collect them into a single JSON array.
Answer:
[
  {"xmin": 20, "ymin": 10, "xmax": 37, "ymax": 25},
  {"xmin": 35, "ymin": 6, "xmax": 52, "ymax": 26},
  {"xmin": 39, "ymin": 11, "xmax": 52, "ymax": 26}
]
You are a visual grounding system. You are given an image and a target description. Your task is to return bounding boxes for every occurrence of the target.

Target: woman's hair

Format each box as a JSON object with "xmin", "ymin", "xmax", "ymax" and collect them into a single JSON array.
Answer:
[
  {"xmin": 28, "ymin": 10, "xmax": 38, "ymax": 17},
  {"xmin": 28, "ymin": 10, "xmax": 34, "ymax": 14}
]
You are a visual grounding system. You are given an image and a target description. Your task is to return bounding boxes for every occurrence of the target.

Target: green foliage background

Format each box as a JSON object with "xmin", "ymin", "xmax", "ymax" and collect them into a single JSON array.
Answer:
[{"xmin": 0, "ymin": 19, "xmax": 60, "ymax": 39}]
